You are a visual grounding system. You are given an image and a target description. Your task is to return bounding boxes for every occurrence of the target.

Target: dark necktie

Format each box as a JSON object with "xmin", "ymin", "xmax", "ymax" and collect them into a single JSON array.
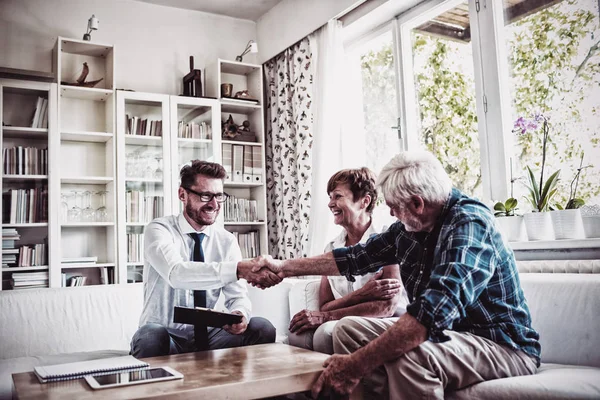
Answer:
[{"xmin": 190, "ymin": 232, "xmax": 208, "ymax": 350}]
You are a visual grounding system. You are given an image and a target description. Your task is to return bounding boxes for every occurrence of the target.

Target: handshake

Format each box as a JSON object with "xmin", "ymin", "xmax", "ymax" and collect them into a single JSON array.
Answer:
[{"xmin": 237, "ymin": 255, "xmax": 286, "ymax": 289}]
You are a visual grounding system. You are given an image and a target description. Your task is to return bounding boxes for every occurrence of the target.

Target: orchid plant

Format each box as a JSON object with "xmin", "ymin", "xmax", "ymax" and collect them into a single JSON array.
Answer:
[{"xmin": 513, "ymin": 114, "xmax": 560, "ymax": 212}]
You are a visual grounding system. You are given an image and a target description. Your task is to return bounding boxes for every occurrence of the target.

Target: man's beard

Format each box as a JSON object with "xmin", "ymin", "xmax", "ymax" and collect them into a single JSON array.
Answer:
[{"xmin": 185, "ymin": 202, "xmax": 218, "ymax": 226}]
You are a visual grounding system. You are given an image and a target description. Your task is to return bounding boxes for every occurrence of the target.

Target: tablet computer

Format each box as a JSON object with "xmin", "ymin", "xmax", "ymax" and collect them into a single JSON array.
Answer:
[
  {"xmin": 84, "ymin": 366, "xmax": 183, "ymax": 390},
  {"xmin": 173, "ymin": 306, "xmax": 243, "ymax": 328}
]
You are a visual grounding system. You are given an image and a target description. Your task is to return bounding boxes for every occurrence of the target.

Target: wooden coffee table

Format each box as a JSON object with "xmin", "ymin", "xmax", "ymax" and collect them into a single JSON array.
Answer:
[{"xmin": 12, "ymin": 343, "xmax": 362, "ymax": 399}]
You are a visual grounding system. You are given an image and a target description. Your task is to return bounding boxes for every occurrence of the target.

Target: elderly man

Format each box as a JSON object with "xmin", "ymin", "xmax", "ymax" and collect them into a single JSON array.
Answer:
[{"xmin": 243, "ymin": 151, "xmax": 539, "ymax": 399}]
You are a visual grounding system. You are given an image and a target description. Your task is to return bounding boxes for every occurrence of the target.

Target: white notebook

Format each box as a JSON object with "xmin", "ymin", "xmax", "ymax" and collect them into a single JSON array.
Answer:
[{"xmin": 34, "ymin": 355, "xmax": 149, "ymax": 383}]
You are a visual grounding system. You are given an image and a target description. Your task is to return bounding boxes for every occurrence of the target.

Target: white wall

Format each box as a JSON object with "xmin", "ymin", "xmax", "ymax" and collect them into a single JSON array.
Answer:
[
  {"xmin": 0, "ymin": 0, "xmax": 258, "ymax": 94},
  {"xmin": 256, "ymin": 0, "xmax": 362, "ymax": 63}
]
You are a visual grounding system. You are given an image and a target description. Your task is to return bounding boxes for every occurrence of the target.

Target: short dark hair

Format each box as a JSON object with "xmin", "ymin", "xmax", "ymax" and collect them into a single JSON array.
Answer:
[
  {"xmin": 180, "ymin": 160, "xmax": 227, "ymax": 188},
  {"xmin": 327, "ymin": 167, "xmax": 378, "ymax": 213}
]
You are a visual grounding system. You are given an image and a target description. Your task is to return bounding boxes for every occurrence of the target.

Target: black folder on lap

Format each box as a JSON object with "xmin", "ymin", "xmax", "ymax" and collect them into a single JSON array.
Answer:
[{"xmin": 173, "ymin": 306, "xmax": 243, "ymax": 328}]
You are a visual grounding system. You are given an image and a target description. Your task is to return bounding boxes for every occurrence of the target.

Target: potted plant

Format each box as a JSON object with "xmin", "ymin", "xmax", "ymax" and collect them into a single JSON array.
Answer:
[
  {"xmin": 515, "ymin": 114, "xmax": 560, "ymax": 240},
  {"xmin": 549, "ymin": 153, "xmax": 588, "ymax": 239},
  {"xmin": 494, "ymin": 197, "xmax": 526, "ymax": 241}
]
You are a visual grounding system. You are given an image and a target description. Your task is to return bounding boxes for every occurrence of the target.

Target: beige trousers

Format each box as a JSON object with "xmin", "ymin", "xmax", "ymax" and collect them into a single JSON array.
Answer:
[
  {"xmin": 332, "ymin": 316, "xmax": 537, "ymax": 400},
  {"xmin": 288, "ymin": 320, "xmax": 338, "ymax": 354}
]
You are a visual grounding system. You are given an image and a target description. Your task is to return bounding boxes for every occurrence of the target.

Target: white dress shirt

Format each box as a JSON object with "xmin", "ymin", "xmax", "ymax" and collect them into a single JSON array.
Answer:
[
  {"xmin": 138, "ymin": 213, "xmax": 251, "ymax": 338},
  {"xmin": 324, "ymin": 219, "xmax": 409, "ymax": 314}
]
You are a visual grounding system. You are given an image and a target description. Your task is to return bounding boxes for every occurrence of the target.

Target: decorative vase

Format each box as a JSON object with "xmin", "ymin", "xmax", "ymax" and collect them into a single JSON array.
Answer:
[
  {"xmin": 495, "ymin": 216, "xmax": 526, "ymax": 242},
  {"xmin": 549, "ymin": 209, "xmax": 584, "ymax": 240},
  {"xmin": 523, "ymin": 212, "xmax": 554, "ymax": 241},
  {"xmin": 581, "ymin": 205, "xmax": 600, "ymax": 239}
]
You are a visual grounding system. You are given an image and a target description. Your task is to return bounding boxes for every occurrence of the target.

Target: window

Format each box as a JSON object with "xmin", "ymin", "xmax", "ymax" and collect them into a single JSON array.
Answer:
[{"xmin": 505, "ymin": 0, "xmax": 600, "ymax": 210}]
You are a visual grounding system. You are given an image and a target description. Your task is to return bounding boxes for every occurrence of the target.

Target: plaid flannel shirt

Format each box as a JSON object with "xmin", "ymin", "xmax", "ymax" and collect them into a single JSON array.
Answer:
[{"xmin": 332, "ymin": 188, "xmax": 541, "ymax": 365}]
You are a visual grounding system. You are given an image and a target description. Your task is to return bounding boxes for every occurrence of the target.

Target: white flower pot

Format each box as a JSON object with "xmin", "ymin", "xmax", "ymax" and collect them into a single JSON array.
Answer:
[
  {"xmin": 495, "ymin": 216, "xmax": 526, "ymax": 242},
  {"xmin": 549, "ymin": 209, "xmax": 585, "ymax": 240},
  {"xmin": 523, "ymin": 212, "xmax": 554, "ymax": 241},
  {"xmin": 582, "ymin": 216, "xmax": 600, "ymax": 238}
]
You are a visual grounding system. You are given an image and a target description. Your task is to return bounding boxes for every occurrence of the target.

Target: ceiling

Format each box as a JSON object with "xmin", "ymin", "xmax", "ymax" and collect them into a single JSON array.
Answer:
[
  {"xmin": 133, "ymin": 0, "xmax": 284, "ymax": 21},
  {"xmin": 416, "ymin": 0, "xmax": 563, "ymax": 42}
]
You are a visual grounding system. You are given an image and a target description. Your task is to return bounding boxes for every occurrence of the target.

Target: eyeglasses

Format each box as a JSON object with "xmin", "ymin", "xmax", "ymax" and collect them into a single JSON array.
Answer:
[{"xmin": 183, "ymin": 187, "xmax": 230, "ymax": 203}]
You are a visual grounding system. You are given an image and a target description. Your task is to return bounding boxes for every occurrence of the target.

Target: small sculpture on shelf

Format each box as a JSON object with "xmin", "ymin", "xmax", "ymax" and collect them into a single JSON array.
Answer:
[
  {"xmin": 233, "ymin": 90, "xmax": 258, "ymax": 103},
  {"xmin": 221, "ymin": 114, "xmax": 256, "ymax": 142},
  {"xmin": 60, "ymin": 62, "xmax": 104, "ymax": 88},
  {"xmin": 182, "ymin": 56, "xmax": 203, "ymax": 97}
]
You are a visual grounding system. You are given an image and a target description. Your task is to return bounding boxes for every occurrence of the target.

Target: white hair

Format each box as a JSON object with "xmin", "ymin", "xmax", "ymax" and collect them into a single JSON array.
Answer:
[{"xmin": 377, "ymin": 151, "xmax": 452, "ymax": 206}]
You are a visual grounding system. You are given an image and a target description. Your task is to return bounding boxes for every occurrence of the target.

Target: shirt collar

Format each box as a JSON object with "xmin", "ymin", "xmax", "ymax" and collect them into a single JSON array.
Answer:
[
  {"xmin": 330, "ymin": 216, "xmax": 377, "ymax": 248},
  {"xmin": 177, "ymin": 213, "xmax": 213, "ymax": 238},
  {"xmin": 431, "ymin": 188, "xmax": 461, "ymax": 232}
]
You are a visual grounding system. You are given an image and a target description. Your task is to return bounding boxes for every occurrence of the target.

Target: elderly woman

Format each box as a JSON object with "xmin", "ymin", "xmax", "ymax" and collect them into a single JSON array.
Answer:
[{"xmin": 288, "ymin": 167, "xmax": 408, "ymax": 354}]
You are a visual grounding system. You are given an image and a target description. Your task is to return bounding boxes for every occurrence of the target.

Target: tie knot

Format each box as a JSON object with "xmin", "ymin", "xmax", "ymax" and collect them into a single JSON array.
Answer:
[{"xmin": 190, "ymin": 232, "xmax": 205, "ymax": 245}]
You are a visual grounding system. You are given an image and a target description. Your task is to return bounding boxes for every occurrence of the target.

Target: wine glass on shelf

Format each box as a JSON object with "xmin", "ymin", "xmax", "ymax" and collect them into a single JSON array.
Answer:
[
  {"xmin": 95, "ymin": 190, "xmax": 109, "ymax": 222},
  {"xmin": 60, "ymin": 192, "xmax": 69, "ymax": 223},
  {"xmin": 153, "ymin": 156, "xmax": 163, "ymax": 180},
  {"xmin": 67, "ymin": 190, "xmax": 82, "ymax": 222},
  {"xmin": 81, "ymin": 190, "xmax": 95, "ymax": 222}
]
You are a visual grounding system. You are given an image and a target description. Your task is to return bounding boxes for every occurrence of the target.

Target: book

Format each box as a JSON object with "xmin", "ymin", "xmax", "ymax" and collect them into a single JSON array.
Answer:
[{"xmin": 34, "ymin": 355, "xmax": 149, "ymax": 383}]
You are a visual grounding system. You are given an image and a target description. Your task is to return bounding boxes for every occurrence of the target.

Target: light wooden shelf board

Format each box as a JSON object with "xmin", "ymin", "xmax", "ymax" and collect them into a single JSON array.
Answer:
[
  {"xmin": 127, "ymin": 262, "xmax": 144, "ymax": 266},
  {"xmin": 0, "ymin": 67, "xmax": 55, "ymax": 82},
  {"xmin": 2, "ymin": 127, "xmax": 48, "ymax": 139},
  {"xmin": 222, "ymin": 140, "xmax": 262, "ymax": 147},
  {"xmin": 177, "ymin": 138, "xmax": 212, "ymax": 149},
  {"xmin": 61, "ymin": 176, "xmax": 114, "ymax": 184},
  {"xmin": 125, "ymin": 135, "xmax": 163, "ymax": 146},
  {"xmin": 60, "ymin": 86, "xmax": 113, "ymax": 101},
  {"xmin": 61, "ymin": 131, "xmax": 113, "ymax": 142},
  {"xmin": 2, "ymin": 175, "xmax": 48, "ymax": 180},
  {"xmin": 220, "ymin": 100, "xmax": 261, "ymax": 114},
  {"xmin": 125, "ymin": 178, "xmax": 162, "ymax": 183},
  {"xmin": 61, "ymin": 222, "xmax": 115, "ymax": 228},
  {"xmin": 60, "ymin": 38, "xmax": 113, "ymax": 57},
  {"xmin": 224, "ymin": 181, "xmax": 264, "ymax": 188},
  {"xmin": 220, "ymin": 60, "xmax": 260, "ymax": 75},
  {"xmin": 126, "ymin": 222, "xmax": 148, "ymax": 227},
  {"xmin": 2, "ymin": 223, "xmax": 48, "ymax": 228},
  {"xmin": 224, "ymin": 221, "xmax": 266, "ymax": 226},
  {"xmin": 60, "ymin": 262, "xmax": 115, "ymax": 269},
  {"xmin": 2, "ymin": 266, "xmax": 49, "ymax": 272}
]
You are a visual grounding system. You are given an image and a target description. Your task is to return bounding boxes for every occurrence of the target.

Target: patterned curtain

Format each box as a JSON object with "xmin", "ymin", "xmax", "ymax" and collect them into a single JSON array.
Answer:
[{"xmin": 264, "ymin": 38, "xmax": 314, "ymax": 259}]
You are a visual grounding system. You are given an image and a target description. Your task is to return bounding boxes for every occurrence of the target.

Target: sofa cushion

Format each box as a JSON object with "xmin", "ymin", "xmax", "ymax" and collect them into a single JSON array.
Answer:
[
  {"xmin": 0, "ymin": 350, "xmax": 127, "ymax": 400},
  {"xmin": 447, "ymin": 363, "xmax": 600, "ymax": 399},
  {"xmin": 519, "ymin": 273, "xmax": 600, "ymax": 367},
  {"xmin": 0, "ymin": 284, "xmax": 143, "ymax": 360}
]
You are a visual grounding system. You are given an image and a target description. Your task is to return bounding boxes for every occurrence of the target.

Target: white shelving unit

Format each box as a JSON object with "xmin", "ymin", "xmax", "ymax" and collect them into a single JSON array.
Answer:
[
  {"xmin": 0, "ymin": 79, "xmax": 56, "ymax": 290},
  {"xmin": 206, "ymin": 59, "xmax": 268, "ymax": 257},
  {"xmin": 115, "ymin": 90, "xmax": 171, "ymax": 284},
  {"xmin": 52, "ymin": 37, "xmax": 117, "ymax": 287},
  {"xmin": 168, "ymin": 95, "xmax": 221, "ymax": 214}
]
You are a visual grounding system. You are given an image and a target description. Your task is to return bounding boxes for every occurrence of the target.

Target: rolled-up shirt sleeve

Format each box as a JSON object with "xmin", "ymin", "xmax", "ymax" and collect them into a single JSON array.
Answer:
[
  {"xmin": 406, "ymin": 220, "xmax": 496, "ymax": 342},
  {"xmin": 333, "ymin": 224, "xmax": 404, "ymax": 281},
  {"xmin": 144, "ymin": 221, "xmax": 239, "ymax": 290}
]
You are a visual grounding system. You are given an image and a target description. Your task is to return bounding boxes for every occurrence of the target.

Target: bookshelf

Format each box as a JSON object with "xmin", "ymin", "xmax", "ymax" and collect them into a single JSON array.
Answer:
[
  {"xmin": 206, "ymin": 59, "xmax": 268, "ymax": 258},
  {"xmin": 0, "ymin": 79, "xmax": 56, "ymax": 290},
  {"xmin": 52, "ymin": 37, "xmax": 117, "ymax": 288},
  {"xmin": 116, "ymin": 91, "xmax": 171, "ymax": 284}
]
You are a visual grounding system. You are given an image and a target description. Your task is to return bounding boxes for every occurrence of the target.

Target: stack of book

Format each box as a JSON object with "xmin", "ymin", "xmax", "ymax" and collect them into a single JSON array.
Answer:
[
  {"xmin": 30, "ymin": 97, "xmax": 49, "ymax": 129},
  {"xmin": 222, "ymin": 144, "xmax": 262, "ymax": 183},
  {"xmin": 126, "ymin": 115, "xmax": 163, "ymax": 136},
  {"xmin": 2, "ymin": 228, "xmax": 20, "ymax": 268},
  {"xmin": 2, "ymin": 187, "xmax": 49, "ymax": 224},
  {"xmin": 11, "ymin": 271, "xmax": 49, "ymax": 289},
  {"xmin": 18, "ymin": 243, "xmax": 47, "ymax": 267},
  {"xmin": 127, "ymin": 233, "xmax": 144, "ymax": 263},
  {"xmin": 125, "ymin": 191, "xmax": 163, "ymax": 223},
  {"xmin": 177, "ymin": 121, "xmax": 211, "ymax": 139},
  {"xmin": 223, "ymin": 196, "xmax": 259, "ymax": 222},
  {"xmin": 2, "ymin": 146, "xmax": 48, "ymax": 175},
  {"xmin": 232, "ymin": 231, "xmax": 260, "ymax": 259}
]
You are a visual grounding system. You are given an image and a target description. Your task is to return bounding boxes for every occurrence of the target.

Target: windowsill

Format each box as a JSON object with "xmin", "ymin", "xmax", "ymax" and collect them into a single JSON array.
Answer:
[{"xmin": 510, "ymin": 238, "xmax": 600, "ymax": 251}]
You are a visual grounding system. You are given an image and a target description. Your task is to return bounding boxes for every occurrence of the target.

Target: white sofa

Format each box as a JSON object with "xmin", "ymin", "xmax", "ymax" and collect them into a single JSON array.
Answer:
[{"xmin": 1, "ymin": 272, "xmax": 599, "ymax": 399}]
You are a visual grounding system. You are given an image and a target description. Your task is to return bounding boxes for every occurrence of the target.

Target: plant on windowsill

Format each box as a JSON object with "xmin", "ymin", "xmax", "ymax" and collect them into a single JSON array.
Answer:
[
  {"xmin": 514, "ymin": 114, "xmax": 560, "ymax": 241},
  {"xmin": 493, "ymin": 159, "xmax": 526, "ymax": 241},
  {"xmin": 549, "ymin": 152, "xmax": 590, "ymax": 239}
]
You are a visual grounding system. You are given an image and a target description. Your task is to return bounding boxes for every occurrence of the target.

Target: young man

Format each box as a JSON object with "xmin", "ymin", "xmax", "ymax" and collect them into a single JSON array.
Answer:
[
  {"xmin": 131, "ymin": 160, "xmax": 279, "ymax": 357},
  {"xmin": 244, "ymin": 151, "xmax": 540, "ymax": 399}
]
